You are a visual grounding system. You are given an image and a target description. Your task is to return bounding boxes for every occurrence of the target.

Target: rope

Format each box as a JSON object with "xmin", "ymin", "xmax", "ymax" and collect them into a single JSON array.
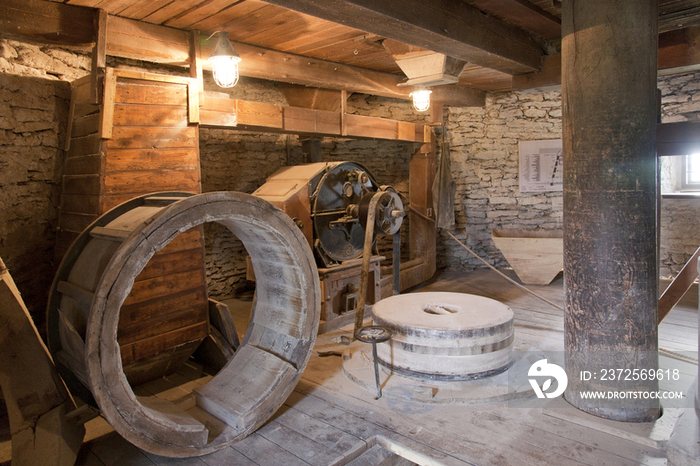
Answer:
[
  {"xmin": 446, "ymin": 231, "xmax": 698, "ymax": 366},
  {"xmin": 446, "ymin": 231, "xmax": 564, "ymax": 311}
]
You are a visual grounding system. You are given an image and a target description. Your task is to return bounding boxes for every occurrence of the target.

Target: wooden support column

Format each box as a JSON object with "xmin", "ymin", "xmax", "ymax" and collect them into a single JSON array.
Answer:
[
  {"xmin": 402, "ymin": 105, "xmax": 439, "ymax": 290},
  {"xmin": 301, "ymin": 137, "xmax": 322, "ymax": 163},
  {"xmin": 562, "ymin": 0, "xmax": 660, "ymax": 421}
]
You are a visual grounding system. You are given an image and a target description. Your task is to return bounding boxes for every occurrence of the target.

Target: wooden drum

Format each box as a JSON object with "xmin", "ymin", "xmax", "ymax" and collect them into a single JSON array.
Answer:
[{"xmin": 47, "ymin": 192, "xmax": 320, "ymax": 457}]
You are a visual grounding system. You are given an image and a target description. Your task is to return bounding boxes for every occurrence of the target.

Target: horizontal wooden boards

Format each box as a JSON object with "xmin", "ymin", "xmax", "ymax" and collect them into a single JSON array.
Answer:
[
  {"xmin": 57, "ymin": 72, "xmax": 208, "ymax": 381},
  {"xmin": 105, "ymin": 78, "xmax": 201, "ymax": 200},
  {"xmin": 200, "ymin": 95, "xmax": 426, "ymax": 142},
  {"xmin": 118, "ymin": 227, "xmax": 208, "ymax": 365},
  {"xmin": 106, "ymin": 14, "xmax": 191, "ymax": 64}
]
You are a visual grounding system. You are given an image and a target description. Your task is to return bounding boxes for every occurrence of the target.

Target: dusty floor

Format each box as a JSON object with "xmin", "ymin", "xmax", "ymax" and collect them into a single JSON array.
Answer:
[{"xmin": 3, "ymin": 268, "xmax": 698, "ymax": 465}]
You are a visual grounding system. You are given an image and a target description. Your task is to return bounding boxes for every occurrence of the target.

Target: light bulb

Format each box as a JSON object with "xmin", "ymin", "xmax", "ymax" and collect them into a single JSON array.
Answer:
[
  {"xmin": 210, "ymin": 55, "xmax": 241, "ymax": 88},
  {"xmin": 410, "ymin": 89, "xmax": 432, "ymax": 112},
  {"xmin": 209, "ymin": 32, "xmax": 241, "ymax": 88}
]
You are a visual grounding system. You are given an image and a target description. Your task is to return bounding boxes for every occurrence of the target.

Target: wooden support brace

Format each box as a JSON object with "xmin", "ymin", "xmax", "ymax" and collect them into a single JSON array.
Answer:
[
  {"xmin": 658, "ymin": 246, "xmax": 700, "ymax": 323},
  {"xmin": 99, "ymin": 67, "xmax": 116, "ymax": 139},
  {"xmin": 190, "ymin": 31, "xmax": 204, "ymax": 96},
  {"xmin": 341, "ymin": 90, "xmax": 348, "ymax": 137},
  {"xmin": 0, "ymin": 258, "xmax": 85, "ymax": 466},
  {"xmin": 90, "ymin": 9, "xmax": 107, "ymax": 105}
]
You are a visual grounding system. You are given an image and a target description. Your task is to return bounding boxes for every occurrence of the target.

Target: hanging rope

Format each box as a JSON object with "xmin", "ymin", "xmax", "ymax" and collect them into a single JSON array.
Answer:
[
  {"xmin": 446, "ymin": 231, "xmax": 698, "ymax": 365},
  {"xmin": 446, "ymin": 231, "xmax": 564, "ymax": 311}
]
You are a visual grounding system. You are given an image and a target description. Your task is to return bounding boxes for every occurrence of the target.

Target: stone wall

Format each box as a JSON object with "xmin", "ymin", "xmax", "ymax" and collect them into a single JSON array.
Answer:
[
  {"xmin": 658, "ymin": 70, "xmax": 700, "ymax": 277},
  {"xmin": 0, "ymin": 39, "xmax": 89, "ymax": 326},
  {"xmin": 443, "ymin": 91, "xmax": 563, "ymax": 271}
]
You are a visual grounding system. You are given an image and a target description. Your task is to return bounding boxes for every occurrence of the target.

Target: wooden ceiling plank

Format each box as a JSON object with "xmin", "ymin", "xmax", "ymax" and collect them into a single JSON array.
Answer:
[
  {"xmin": 189, "ymin": 0, "xmax": 269, "ymax": 32},
  {"xmin": 0, "ymin": 0, "xmax": 95, "ymax": 45},
  {"xmin": 245, "ymin": 18, "xmax": 372, "ymax": 57},
  {"xmin": 261, "ymin": 0, "xmax": 543, "ymax": 74},
  {"xmin": 292, "ymin": 36, "xmax": 387, "ymax": 62},
  {"xmin": 284, "ymin": 26, "xmax": 369, "ymax": 54},
  {"xmin": 164, "ymin": 0, "xmax": 244, "ymax": 29},
  {"xmin": 90, "ymin": 0, "xmax": 135, "ymax": 15},
  {"xmin": 459, "ymin": 64, "xmax": 513, "ymax": 92},
  {"xmin": 223, "ymin": 5, "xmax": 303, "ymax": 42},
  {"xmin": 117, "ymin": 0, "xmax": 174, "ymax": 21},
  {"xmin": 273, "ymin": 22, "xmax": 347, "ymax": 50},
  {"xmin": 143, "ymin": 0, "xmax": 209, "ymax": 25},
  {"xmin": 242, "ymin": 13, "xmax": 340, "ymax": 49},
  {"xmin": 660, "ymin": 1, "xmax": 700, "ymax": 33}
]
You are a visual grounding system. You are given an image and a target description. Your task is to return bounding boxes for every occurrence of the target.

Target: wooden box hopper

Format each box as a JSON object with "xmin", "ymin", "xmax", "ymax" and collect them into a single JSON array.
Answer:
[{"xmin": 491, "ymin": 229, "xmax": 563, "ymax": 285}]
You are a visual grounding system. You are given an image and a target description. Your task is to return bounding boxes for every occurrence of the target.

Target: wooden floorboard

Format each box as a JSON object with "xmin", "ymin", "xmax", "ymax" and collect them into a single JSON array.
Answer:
[
  {"xmin": 231, "ymin": 432, "xmax": 315, "ymax": 466},
  {"xmin": 71, "ymin": 267, "xmax": 696, "ymax": 466}
]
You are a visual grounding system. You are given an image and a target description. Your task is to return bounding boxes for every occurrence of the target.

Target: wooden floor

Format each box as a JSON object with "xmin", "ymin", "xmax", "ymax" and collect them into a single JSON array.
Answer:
[{"xmin": 11, "ymin": 268, "xmax": 700, "ymax": 466}]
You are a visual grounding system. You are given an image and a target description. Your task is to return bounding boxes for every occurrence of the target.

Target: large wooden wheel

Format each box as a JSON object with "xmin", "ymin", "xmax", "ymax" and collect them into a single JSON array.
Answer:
[{"xmin": 47, "ymin": 192, "xmax": 321, "ymax": 457}]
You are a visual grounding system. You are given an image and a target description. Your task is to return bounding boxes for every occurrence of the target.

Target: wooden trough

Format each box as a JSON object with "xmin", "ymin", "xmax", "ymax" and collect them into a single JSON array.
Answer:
[
  {"xmin": 47, "ymin": 192, "xmax": 320, "ymax": 457},
  {"xmin": 491, "ymin": 229, "xmax": 563, "ymax": 285}
]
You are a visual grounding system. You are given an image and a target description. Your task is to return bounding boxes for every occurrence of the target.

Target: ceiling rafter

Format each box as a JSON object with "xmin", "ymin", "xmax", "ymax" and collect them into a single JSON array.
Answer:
[{"xmin": 259, "ymin": 0, "xmax": 544, "ymax": 75}]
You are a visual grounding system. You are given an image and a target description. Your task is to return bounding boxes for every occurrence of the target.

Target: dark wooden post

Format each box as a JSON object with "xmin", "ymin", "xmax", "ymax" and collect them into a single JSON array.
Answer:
[{"xmin": 562, "ymin": 0, "xmax": 660, "ymax": 421}]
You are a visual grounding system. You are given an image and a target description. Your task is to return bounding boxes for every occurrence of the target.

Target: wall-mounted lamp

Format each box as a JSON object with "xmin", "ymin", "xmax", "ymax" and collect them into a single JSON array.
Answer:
[
  {"xmin": 410, "ymin": 88, "xmax": 432, "ymax": 112},
  {"xmin": 209, "ymin": 31, "xmax": 241, "ymax": 88}
]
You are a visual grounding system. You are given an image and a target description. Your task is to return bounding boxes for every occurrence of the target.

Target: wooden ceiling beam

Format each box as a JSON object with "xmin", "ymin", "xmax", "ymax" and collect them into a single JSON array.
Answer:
[
  {"xmin": 470, "ymin": 0, "xmax": 561, "ymax": 40},
  {"xmin": 260, "ymin": 0, "xmax": 543, "ymax": 75},
  {"xmin": 227, "ymin": 39, "xmax": 485, "ymax": 106},
  {"xmin": 0, "ymin": 0, "xmax": 95, "ymax": 45},
  {"xmin": 513, "ymin": 25, "xmax": 700, "ymax": 93},
  {"xmin": 3, "ymin": 1, "xmax": 484, "ymax": 106}
]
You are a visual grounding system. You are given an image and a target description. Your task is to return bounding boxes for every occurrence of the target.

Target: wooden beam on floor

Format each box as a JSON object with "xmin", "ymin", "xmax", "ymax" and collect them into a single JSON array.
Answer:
[
  {"xmin": 0, "ymin": 258, "xmax": 85, "ymax": 466},
  {"xmin": 262, "ymin": 0, "xmax": 542, "ymax": 74},
  {"xmin": 658, "ymin": 246, "xmax": 700, "ymax": 324}
]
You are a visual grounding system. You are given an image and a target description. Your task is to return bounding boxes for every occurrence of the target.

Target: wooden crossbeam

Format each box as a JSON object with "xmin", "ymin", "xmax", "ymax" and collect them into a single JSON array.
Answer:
[
  {"xmin": 0, "ymin": 0, "xmax": 94, "ymax": 45},
  {"xmin": 658, "ymin": 246, "xmax": 700, "ymax": 324},
  {"xmin": 200, "ymin": 94, "xmax": 427, "ymax": 142},
  {"xmin": 514, "ymin": 26, "xmax": 700, "ymax": 93},
  {"xmin": 262, "ymin": 0, "xmax": 543, "ymax": 75}
]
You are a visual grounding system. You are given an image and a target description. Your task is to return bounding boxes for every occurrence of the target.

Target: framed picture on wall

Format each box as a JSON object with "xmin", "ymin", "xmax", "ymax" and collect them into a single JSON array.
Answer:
[{"xmin": 519, "ymin": 139, "xmax": 563, "ymax": 192}]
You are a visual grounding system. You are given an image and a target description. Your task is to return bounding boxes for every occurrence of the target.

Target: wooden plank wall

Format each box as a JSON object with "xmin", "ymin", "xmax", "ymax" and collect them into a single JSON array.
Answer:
[
  {"xmin": 56, "ymin": 76, "xmax": 103, "ymax": 261},
  {"xmin": 109, "ymin": 76, "xmax": 208, "ymax": 383},
  {"xmin": 56, "ymin": 71, "xmax": 209, "ymax": 386}
]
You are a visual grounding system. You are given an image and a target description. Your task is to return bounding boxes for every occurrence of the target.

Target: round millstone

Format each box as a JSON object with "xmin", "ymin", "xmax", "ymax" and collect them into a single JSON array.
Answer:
[{"xmin": 372, "ymin": 292, "xmax": 514, "ymax": 380}]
